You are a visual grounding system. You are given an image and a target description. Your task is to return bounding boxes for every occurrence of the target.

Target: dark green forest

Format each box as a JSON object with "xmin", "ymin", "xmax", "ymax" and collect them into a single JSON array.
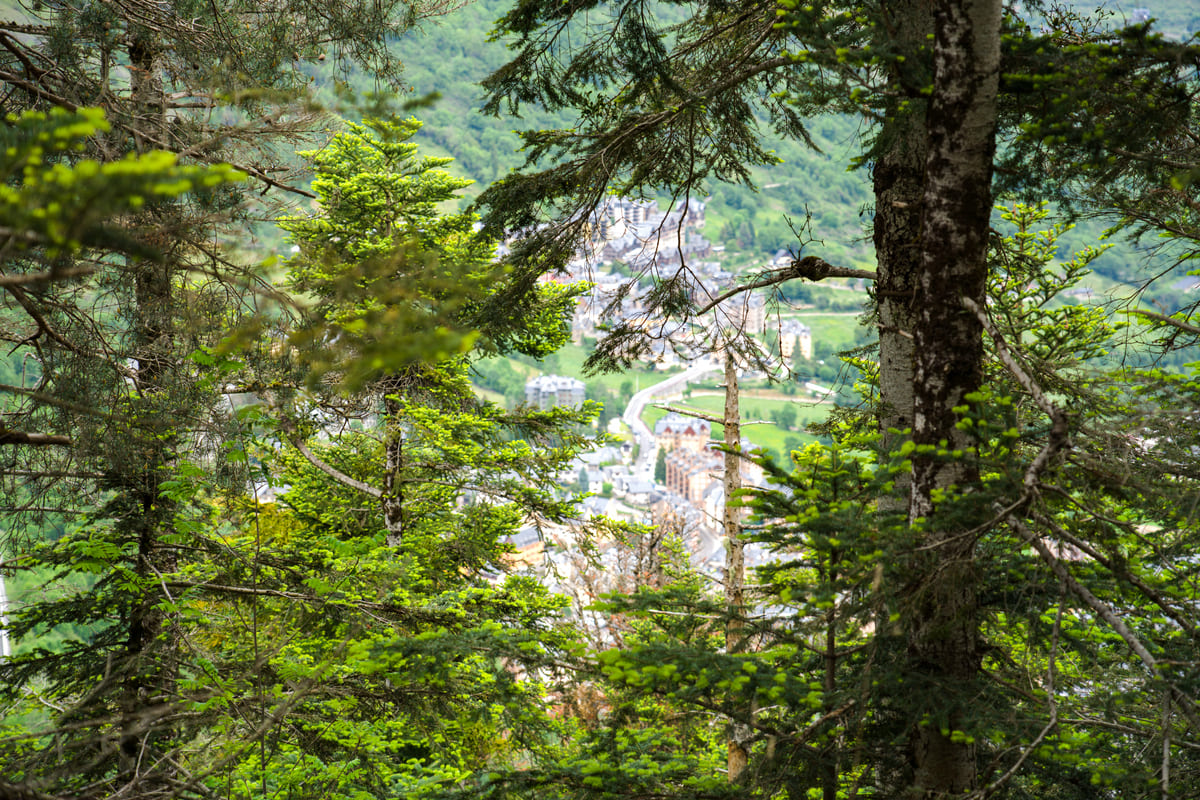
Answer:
[{"xmin": 1, "ymin": 1, "xmax": 1200, "ymax": 800}]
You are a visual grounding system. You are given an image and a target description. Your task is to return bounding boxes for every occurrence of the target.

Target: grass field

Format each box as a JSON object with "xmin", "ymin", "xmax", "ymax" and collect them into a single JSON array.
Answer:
[
  {"xmin": 643, "ymin": 391, "xmax": 832, "ymax": 462},
  {"xmin": 471, "ymin": 385, "xmax": 506, "ymax": 406},
  {"xmin": 487, "ymin": 336, "xmax": 849, "ymax": 465},
  {"xmin": 534, "ymin": 343, "xmax": 683, "ymax": 392},
  {"xmin": 790, "ymin": 312, "xmax": 871, "ymax": 351}
]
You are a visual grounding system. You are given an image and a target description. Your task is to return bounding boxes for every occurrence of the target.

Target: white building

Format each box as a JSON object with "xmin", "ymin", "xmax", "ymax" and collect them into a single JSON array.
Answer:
[
  {"xmin": 778, "ymin": 319, "xmax": 814, "ymax": 361},
  {"xmin": 525, "ymin": 374, "xmax": 587, "ymax": 409}
]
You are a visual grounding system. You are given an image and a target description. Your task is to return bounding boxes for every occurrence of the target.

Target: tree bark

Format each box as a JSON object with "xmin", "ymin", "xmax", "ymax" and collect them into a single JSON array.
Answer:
[
  {"xmin": 383, "ymin": 393, "xmax": 406, "ymax": 549},
  {"xmin": 118, "ymin": 36, "xmax": 180, "ymax": 784},
  {"xmin": 905, "ymin": 0, "xmax": 1001, "ymax": 795},
  {"xmin": 723, "ymin": 350, "xmax": 749, "ymax": 780},
  {"xmin": 874, "ymin": 0, "xmax": 934, "ymax": 513}
]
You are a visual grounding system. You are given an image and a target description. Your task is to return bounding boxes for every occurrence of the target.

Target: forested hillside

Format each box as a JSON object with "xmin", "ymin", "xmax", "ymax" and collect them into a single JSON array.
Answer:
[
  {"xmin": 0, "ymin": 2, "xmax": 1199, "ymax": 800},
  {"xmin": 383, "ymin": 0, "xmax": 1199, "ymax": 277}
]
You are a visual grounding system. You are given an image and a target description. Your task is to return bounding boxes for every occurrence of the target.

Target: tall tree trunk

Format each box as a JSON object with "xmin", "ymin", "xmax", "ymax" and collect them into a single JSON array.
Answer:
[
  {"xmin": 874, "ymin": 0, "xmax": 934, "ymax": 513},
  {"xmin": 723, "ymin": 350, "xmax": 749, "ymax": 780},
  {"xmin": 905, "ymin": 0, "xmax": 1001, "ymax": 795},
  {"xmin": 822, "ymin": 547, "xmax": 840, "ymax": 800},
  {"xmin": 383, "ymin": 393, "xmax": 406, "ymax": 548},
  {"xmin": 119, "ymin": 34, "xmax": 180, "ymax": 783},
  {"xmin": 870, "ymin": 6, "xmax": 934, "ymax": 790}
]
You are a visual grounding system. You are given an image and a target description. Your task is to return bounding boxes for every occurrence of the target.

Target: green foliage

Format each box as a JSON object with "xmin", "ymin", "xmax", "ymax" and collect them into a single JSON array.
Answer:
[
  {"xmin": 0, "ymin": 103, "xmax": 242, "ymax": 712},
  {"xmin": 5, "ymin": 3, "xmax": 1200, "ymax": 797},
  {"xmin": 446, "ymin": 207, "xmax": 1200, "ymax": 798},
  {"xmin": 1, "ymin": 106, "xmax": 602, "ymax": 798},
  {"xmin": 281, "ymin": 117, "xmax": 581, "ymax": 391},
  {"xmin": 0, "ymin": 107, "xmax": 243, "ymax": 260},
  {"xmin": 280, "ymin": 118, "xmax": 495, "ymax": 389},
  {"xmin": 195, "ymin": 113, "xmax": 600, "ymax": 794},
  {"xmin": 182, "ymin": 493, "xmax": 578, "ymax": 798},
  {"xmin": 0, "ymin": 2, "xmax": 594, "ymax": 797}
]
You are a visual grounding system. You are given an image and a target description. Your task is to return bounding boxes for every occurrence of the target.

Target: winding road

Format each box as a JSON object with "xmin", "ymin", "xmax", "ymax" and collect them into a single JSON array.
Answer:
[{"xmin": 622, "ymin": 360, "xmax": 721, "ymax": 478}]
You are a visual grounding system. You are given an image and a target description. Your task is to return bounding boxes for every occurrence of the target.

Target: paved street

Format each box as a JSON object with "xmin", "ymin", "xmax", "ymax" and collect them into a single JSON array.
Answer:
[{"xmin": 622, "ymin": 360, "xmax": 721, "ymax": 477}]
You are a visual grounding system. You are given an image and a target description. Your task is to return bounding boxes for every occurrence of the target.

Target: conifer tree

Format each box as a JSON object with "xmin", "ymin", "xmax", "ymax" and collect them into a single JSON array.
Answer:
[
  {"xmin": 0, "ymin": 110, "xmax": 595, "ymax": 799},
  {"xmin": 473, "ymin": 0, "xmax": 1200, "ymax": 796},
  {"xmin": 276, "ymin": 116, "xmax": 589, "ymax": 548},
  {"xmin": 220, "ymin": 115, "xmax": 593, "ymax": 799},
  {"xmin": 0, "ymin": 2, "xmax": 455, "ymax": 796}
]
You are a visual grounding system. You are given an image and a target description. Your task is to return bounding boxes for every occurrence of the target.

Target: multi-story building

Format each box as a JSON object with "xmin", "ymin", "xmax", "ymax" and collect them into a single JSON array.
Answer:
[
  {"xmin": 525, "ymin": 375, "xmax": 587, "ymax": 409},
  {"xmin": 665, "ymin": 446, "xmax": 724, "ymax": 503},
  {"xmin": 654, "ymin": 412, "xmax": 711, "ymax": 452},
  {"xmin": 718, "ymin": 292, "xmax": 766, "ymax": 335},
  {"xmin": 777, "ymin": 318, "xmax": 814, "ymax": 362}
]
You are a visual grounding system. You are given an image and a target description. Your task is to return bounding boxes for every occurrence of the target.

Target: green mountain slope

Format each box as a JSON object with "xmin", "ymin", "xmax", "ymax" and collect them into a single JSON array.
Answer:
[{"xmin": 384, "ymin": 0, "xmax": 1193, "ymax": 280}]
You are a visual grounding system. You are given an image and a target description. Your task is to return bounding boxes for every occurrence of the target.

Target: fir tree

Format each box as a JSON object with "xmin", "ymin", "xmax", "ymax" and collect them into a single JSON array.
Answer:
[
  {"xmin": 0, "ymin": 1, "xmax": 457, "ymax": 796},
  {"xmin": 471, "ymin": 0, "xmax": 1200, "ymax": 796}
]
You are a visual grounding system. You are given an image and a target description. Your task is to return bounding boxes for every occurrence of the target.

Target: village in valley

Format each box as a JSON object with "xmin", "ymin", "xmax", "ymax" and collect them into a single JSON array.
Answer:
[{"xmin": 493, "ymin": 195, "xmax": 867, "ymax": 612}]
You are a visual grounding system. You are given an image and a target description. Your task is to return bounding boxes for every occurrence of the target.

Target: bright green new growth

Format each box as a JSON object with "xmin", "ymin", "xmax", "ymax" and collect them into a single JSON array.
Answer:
[
  {"xmin": 181, "ymin": 115, "xmax": 602, "ymax": 797},
  {"xmin": 281, "ymin": 117, "xmax": 579, "ymax": 391},
  {"xmin": 442, "ymin": 204, "xmax": 1200, "ymax": 800},
  {"xmin": 280, "ymin": 118, "xmax": 493, "ymax": 389},
  {"xmin": 0, "ymin": 107, "xmax": 243, "ymax": 260}
]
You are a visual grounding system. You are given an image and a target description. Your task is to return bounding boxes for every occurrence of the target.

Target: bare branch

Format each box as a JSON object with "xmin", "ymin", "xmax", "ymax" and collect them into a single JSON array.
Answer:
[
  {"xmin": 0, "ymin": 429, "xmax": 71, "ymax": 447},
  {"xmin": 0, "ymin": 66, "xmax": 316, "ymax": 200},
  {"xmin": 0, "ymin": 780, "xmax": 61, "ymax": 800},
  {"xmin": 3, "ymin": 283, "xmax": 79, "ymax": 353},
  {"xmin": 0, "ymin": 20, "xmax": 53, "ymax": 36},
  {"xmin": 0, "ymin": 266, "xmax": 97, "ymax": 287},
  {"xmin": 281, "ymin": 429, "xmax": 383, "ymax": 499},
  {"xmin": 655, "ymin": 402, "xmax": 771, "ymax": 427},
  {"xmin": 654, "ymin": 403, "xmax": 724, "ymax": 425},
  {"xmin": 4, "ymin": 470, "xmax": 104, "ymax": 479},
  {"xmin": 695, "ymin": 256, "xmax": 876, "ymax": 316},
  {"xmin": 0, "ymin": 383, "xmax": 118, "ymax": 421}
]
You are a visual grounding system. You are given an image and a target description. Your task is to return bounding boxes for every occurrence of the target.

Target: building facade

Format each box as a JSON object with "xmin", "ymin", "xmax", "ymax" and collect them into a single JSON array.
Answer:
[{"xmin": 525, "ymin": 374, "xmax": 587, "ymax": 409}]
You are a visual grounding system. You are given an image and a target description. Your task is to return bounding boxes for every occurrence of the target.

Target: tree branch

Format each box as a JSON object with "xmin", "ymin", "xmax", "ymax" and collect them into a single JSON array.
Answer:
[
  {"xmin": 962, "ymin": 296, "xmax": 1071, "ymax": 495},
  {"xmin": 654, "ymin": 403, "xmax": 771, "ymax": 427},
  {"xmin": 4, "ymin": 469, "xmax": 104, "ymax": 479},
  {"xmin": 3, "ymin": 283, "xmax": 79, "ymax": 353},
  {"xmin": 1030, "ymin": 509, "xmax": 1196, "ymax": 635},
  {"xmin": 281, "ymin": 429, "xmax": 383, "ymax": 499},
  {"xmin": 970, "ymin": 595, "xmax": 1062, "ymax": 799},
  {"xmin": 0, "ymin": 20, "xmax": 53, "ymax": 36},
  {"xmin": 0, "ymin": 265, "xmax": 97, "ymax": 287},
  {"xmin": 1060, "ymin": 717, "xmax": 1200, "ymax": 751},
  {"xmin": 0, "ymin": 781, "xmax": 61, "ymax": 800},
  {"xmin": 0, "ymin": 428, "xmax": 71, "ymax": 447},
  {"xmin": 0, "ymin": 383, "xmax": 118, "ymax": 420},
  {"xmin": 1009, "ymin": 515, "xmax": 1200, "ymax": 733},
  {"xmin": 0, "ymin": 67, "xmax": 316, "ymax": 200},
  {"xmin": 695, "ymin": 256, "xmax": 875, "ymax": 316},
  {"xmin": 168, "ymin": 581, "xmax": 463, "ymax": 624},
  {"xmin": 1123, "ymin": 308, "xmax": 1200, "ymax": 335},
  {"xmin": 654, "ymin": 403, "xmax": 723, "ymax": 425},
  {"xmin": 956, "ymin": 297, "xmax": 1197, "ymax": 748}
]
